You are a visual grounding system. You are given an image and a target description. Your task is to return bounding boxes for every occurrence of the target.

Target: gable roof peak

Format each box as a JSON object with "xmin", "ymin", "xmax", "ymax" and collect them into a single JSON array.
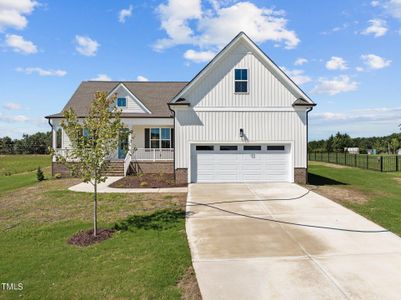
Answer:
[{"xmin": 171, "ymin": 32, "xmax": 315, "ymax": 106}]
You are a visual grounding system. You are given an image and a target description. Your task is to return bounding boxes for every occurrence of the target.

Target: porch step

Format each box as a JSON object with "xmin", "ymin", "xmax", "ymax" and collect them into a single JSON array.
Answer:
[{"xmin": 103, "ymin": 161, "xmax": 124, "ymax": 176}]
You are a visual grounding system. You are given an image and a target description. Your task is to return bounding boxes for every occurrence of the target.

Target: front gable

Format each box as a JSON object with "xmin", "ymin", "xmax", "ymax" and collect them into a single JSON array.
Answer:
[
  {"xmin": 108, "ymin": 83, "xmax": 151, "ymax": 114},
  {"xmin": 171, "ymin": 32, "xmax": 314, "ymax": 109}
]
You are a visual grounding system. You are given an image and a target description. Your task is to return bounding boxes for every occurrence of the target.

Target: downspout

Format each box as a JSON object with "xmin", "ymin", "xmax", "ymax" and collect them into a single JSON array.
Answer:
[
  {"xmin": 306, "ymin": 106, "xmax": 314, "ymax": 184},
  {"xmin": 168, "ymin": 105, "xmax": 176, "ymax": 182},
  {"xmin": 47, "ymin": 118, "xmax": 54, "ymax": 175}
]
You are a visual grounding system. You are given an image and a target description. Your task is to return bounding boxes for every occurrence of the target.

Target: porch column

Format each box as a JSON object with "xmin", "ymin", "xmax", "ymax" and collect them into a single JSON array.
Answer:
[{"xmin": 128, "ymin": 126, "xmax": 133, "ymax": 153}]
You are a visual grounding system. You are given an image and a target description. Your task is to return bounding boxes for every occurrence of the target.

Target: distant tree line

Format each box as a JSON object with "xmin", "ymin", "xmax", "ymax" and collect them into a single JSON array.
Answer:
[
  {"xmin": 309, "ymin": 132, "xmax": 401, "ymax": 154},
  {"xmin": 0, "ymin": 132, "xmax": 51, "ymax": 154}
]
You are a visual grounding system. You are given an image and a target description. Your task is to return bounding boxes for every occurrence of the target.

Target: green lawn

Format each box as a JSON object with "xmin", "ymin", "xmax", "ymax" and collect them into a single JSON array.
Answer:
[
  {"xmin": 0, "ymin": 179, "xmax": 192, "ymax": 299},
  {"xmin": 0, "ymin": 155, "xmax": 51, "ymax": 176},
  {"xmin": 0, "ymin": 155, "xmax": 52, "ymax": 195},
  {"xmin": 308, "ymin": 161, "xmax": 401, "ymax": 235}
]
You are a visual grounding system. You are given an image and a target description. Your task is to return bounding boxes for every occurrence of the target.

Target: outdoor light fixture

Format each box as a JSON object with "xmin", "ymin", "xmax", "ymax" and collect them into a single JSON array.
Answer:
[{"xmin": 240, "ymin": 128, "xmax": 244, "ymax": 138}]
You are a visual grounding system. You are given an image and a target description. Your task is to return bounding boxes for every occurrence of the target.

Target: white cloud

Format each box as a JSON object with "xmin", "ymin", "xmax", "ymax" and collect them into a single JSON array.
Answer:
[
  {"xmin": 154, "ymin": 1, "xmax": 299, "ymax": 51},
  {"xmin": 136, "ymin": 75, "xmax": 149, "ymax": 81},
  {"xmin": 16, "ymin": 67, "xmax": 67, "ymax": 77},
  {"xmin": 75, "ymin": 35, "xmax": 99, "ymax": 56},
  {"xmin": 312, "ymin": 106, "xmax": 401, "ymax": 123},
  {"xmin": 2, "ymin": 102, "xmax": 22, "ymax": 110},
  {"xmin": 183, "ymin": 49, "xmax": 215, "ymax": 63},
  {"xmin": 0, "ymin": 112, "xmax": 29, "ymax": 123},
  {"xmin": 294, "ymin": 58, "xmax": 308, "ymax": 66},
  {"xmin": 361, "ymin": 54, "xmax": 391, "ymax": 69},
  {"xmin": 5, "ymin": 34, "xmax": 37, "ymax": 54},
  {"xmin": 362, "ymin": 19, "xmax": 388, "ymax": 37},
  {"xmin": 91, "ymin": 74, "xmax": 111, "ymax": 81},
  {"xmin": 325, "ymin": 56, "xmax": 348, "ymax": 70},
  {"xmin": 118, "ymin": 5, "xmax": 133, "ymax": 23},
  {"xmin": 280, "ymin": 67, "xmax": 311, "ymax": 85},
  {"xmin": 312, "ymin": 75, "xmax": 358, "ymax": 96},
  {"xmin": 383, "ymin": 0, "xmax": 401, "ymax": 19},
  {"xmin": 371, "ymin": 1, "xmax": 380, "ymax": 7},
  {"xmin": 0, "ymin": 0, "xmax": 37, "ymax": 31},
  {"xmin": 356, "ymin": 66, "xmax": 364, "ymax": 72}
]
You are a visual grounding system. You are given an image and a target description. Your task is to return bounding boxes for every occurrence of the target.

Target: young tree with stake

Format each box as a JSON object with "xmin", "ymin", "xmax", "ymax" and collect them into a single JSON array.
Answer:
[{"xmin": 52, "ymin": 92, "xmax": 127, "ymax": 236}]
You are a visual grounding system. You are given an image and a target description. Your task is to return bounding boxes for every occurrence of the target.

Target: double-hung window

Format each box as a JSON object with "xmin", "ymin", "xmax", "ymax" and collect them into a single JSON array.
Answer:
[
  {"xmin": 234, "ymin": 69, "xmax": 248, "ymax": 93},
  {"xmin": 117, "ymin": 97, "xmax": 127, "ymax": 107},
  {"xmin": 145, "ymin": 128, "xmax": 174, "ymax": 149}
]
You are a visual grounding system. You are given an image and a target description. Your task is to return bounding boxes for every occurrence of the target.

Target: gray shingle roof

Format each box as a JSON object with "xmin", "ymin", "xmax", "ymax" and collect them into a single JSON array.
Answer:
[{"xmin": 46, "ymin": 81, "xmax": 188, "ymax": 118}]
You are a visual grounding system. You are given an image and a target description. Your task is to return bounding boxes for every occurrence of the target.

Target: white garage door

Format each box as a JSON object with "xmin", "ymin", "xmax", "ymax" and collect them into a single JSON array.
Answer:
[{"xmin": 191, "ymin": 144, "xmax": 292, "ymax": 183}]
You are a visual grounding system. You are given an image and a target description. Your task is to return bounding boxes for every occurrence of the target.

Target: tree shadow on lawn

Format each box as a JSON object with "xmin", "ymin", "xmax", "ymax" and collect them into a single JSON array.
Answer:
[
  {"xmin": 114, "ymin": 209, "xmax": 185, "ymax": 231},
  {"xmin": 308, "ymin": 173, "xmax": 347, "ymax": 186}
]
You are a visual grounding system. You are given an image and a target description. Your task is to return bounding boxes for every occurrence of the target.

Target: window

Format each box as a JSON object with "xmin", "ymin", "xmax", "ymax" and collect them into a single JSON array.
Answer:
[
  {"xmin": 56, "ymin": 128, "xmax": 62, "ymax": 149},
  {"xmin": 234, "ymin": 69, "xmax": 248, "ymax": 93},
  {"xmin": 117, "ymin": 97, "xmax": 127, "ymax": 107},
  {"xmin": 196, "ymin": 145, "xmax": 214, "ymax": 151},
  {"xmin": 144, "ymin": 128, "xmax": 174, "ymax": 149},
  {"xmin": 220, "ymin": 145, "xmax": 238, "ymax": 151},
  {"xmin": 267, "ymin": 145, "xmax": 285, "ymax": 151},
  {"xmin": 150, "ymin": 128, "xmax": 160, "ymax": 148},
  {"xmin": 244, "ymin": 145, "xmax": 261, "ymax": 151}
]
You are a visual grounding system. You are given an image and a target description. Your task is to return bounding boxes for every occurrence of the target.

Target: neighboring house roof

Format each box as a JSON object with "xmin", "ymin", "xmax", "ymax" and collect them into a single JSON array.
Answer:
[
  {"xmin": 170, "ymin": 31, "xmax": 316, "ymax": 106},
  {"xmin": 46, "ymin": 81, "xmax": 188, "ymax": 118}
]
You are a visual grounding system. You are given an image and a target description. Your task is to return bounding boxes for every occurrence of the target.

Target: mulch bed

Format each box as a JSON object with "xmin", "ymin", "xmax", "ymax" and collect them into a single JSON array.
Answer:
[
  {"xmin": 68, "ymin": 228, "xmax": 115, "ymax": 247},
  {"xmin": 110, "ymin": 173, "xmax": 187, "ymax": 188}
]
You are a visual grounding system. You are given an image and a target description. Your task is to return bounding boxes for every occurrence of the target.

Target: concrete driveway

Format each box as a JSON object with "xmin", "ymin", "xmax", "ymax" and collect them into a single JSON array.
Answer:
[{"xmin": 186, "ymin": 183, "xmax": 401, "ymax": 300}]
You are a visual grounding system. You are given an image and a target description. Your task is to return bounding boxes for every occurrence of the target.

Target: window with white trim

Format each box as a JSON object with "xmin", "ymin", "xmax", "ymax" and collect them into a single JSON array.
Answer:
[
  {"xmin": 144, "ymin": 128, "xmax": 174, "ymax": 149},
  {"xmin": 234, "ymin": 69, "xmax": 248, "ymax": 93}
]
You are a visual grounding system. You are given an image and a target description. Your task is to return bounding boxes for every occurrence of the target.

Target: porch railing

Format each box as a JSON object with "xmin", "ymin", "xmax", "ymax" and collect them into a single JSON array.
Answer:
[
  {"xmin": 123, "ymin": 151, "xmax": 132, "ymax": 175},
  {"xmin": 132, "ymin": 148, "xmax": 174, "ymax": 161}
]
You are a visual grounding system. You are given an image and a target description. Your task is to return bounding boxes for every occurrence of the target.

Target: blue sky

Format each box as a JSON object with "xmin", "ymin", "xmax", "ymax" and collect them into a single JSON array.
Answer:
[{"xmin": 0, "ymin": 0, "xmax": 400, "ymax": 140}]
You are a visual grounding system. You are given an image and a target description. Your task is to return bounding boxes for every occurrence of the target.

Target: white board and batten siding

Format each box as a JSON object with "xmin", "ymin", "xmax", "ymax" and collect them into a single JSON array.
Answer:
[{"xmin": 173, "ymin": 40, "xmax": 308, "ymax": 183}]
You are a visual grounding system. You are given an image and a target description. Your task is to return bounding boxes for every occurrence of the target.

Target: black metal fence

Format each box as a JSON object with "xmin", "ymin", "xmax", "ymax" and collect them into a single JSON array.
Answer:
[{"xmin": 309, "ymin": 152, "xmax": 401, "ymax": 172}]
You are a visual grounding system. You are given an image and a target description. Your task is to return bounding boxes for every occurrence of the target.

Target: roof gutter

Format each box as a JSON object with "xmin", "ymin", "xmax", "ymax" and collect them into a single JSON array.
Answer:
[
  {"xmin": 306, "ymin": 105, "xmax": 314, "ymax": 184},
  {"xmin": 168, "ymin": 104, "xmax": 177, "ymax": 183}
]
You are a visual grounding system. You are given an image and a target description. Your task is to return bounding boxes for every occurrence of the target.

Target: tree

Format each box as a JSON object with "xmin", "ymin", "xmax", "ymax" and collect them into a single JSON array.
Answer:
[
  {"xmin": 390, "ymin": 138, "xmax": 400, "ymax": 154},
  {"xmin": 52, "ymin": 92, "xmax": 127, "ymax": 236}
]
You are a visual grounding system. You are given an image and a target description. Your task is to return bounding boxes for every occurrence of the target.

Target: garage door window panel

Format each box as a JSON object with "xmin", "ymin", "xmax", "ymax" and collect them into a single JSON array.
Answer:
[
  {"xmin": 267, "ymin": 145, "xmax": 285, "ymax": 151},
  {"xmin": 220, "ymin": 146, "xmax": 238, "ymax": 151},
  {"xmin": 196, "ymin": 145, "xmax": 214, "ymax": 151},
  {"xmin": 244, "ymin": 145, "xmax": 261, "ymax": 151}
]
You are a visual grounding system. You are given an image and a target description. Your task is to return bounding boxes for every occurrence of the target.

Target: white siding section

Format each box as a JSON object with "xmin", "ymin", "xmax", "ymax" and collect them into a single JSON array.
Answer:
[
  {"xmin": 175, "ymin": 110, "xmax": 307, "ymax": 169},
  {"xmin": 183, "ymin": 42, "xmax": 297, "ymax": 108},
  {"xmin": 113, "ymin": 85, "xmax": 149, "ymax": 114}
]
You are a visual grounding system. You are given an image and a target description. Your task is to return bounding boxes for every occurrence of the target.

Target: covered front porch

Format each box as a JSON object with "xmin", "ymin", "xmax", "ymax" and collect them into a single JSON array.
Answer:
[{"xmin": 113, "ymin": 119, "xmax": 175, "ymax": 175}]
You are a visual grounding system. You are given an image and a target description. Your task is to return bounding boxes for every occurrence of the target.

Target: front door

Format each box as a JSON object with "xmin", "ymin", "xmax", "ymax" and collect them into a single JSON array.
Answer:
[{"xmin": 118, "ymin": 130, "xmax": 129, "ymax": 159}]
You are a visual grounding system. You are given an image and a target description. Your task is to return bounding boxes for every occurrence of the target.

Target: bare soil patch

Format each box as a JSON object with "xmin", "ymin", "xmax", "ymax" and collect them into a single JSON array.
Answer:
[
  {"xmin": 312, "ymin": 185, "xmax": 369, "ymax": 204},
  {"xmin": 177, "ymin": 266, "xmax": 202, "ymax": 300},
  {"xmin": 310, "ymin": 161, "xmax": 350, "ymax": 169},
  {"xmin": 68, "ymin": 228, "xmax": 115, "ymax": 247},
  {"xmin": 393, "ymin": 177, "xmax": 401, "ymax": 184},
  {"xmin": 110, "ymin": 173, "xmax": 187, "ymax": 188}
]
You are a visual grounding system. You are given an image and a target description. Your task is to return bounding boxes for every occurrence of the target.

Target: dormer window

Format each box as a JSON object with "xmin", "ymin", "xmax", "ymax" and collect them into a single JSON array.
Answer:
[
  {"xmin": 117, "ymin": 97, "xmax": 127, "ymax": 107},
  {"xmin": 234, "ymin": 69, "xmax": 248, "ymax": 93}
]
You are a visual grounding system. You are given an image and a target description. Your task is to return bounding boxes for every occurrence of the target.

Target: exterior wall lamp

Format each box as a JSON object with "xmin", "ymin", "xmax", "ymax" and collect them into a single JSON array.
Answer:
[{"xmin": 240, "ymin": 128, "xmax": 244, "ymax": 138}]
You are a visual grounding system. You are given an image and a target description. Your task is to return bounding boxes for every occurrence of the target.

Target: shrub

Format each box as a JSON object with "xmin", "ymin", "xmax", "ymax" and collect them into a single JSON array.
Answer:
[
  {"xmin": 54, "ymin": 173, "xmax": 62, "ymax": 179},
  {"xmin": 140, "ymin": 181, "xmax": 148, "ymax": 187},
  {"xmin": 36, "ymin": 167, "xmax": 45, "ymax": 181}
]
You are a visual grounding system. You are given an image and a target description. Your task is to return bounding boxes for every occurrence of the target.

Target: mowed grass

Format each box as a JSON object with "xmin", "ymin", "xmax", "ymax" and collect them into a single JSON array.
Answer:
[
  {"xmin": 308, "ymin": 161, "xmax": 401, "ymax": 235},
  {"xmin": 0, "ymin": 155, "xmax": 51, "ymax": 195},
  {"xmin": 0, "ymin": 154, "xmax": 51, "ymax": 175},
  {"xmin": 0, "ymin": 179, "xmax": 192, "ymax": 299}
]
